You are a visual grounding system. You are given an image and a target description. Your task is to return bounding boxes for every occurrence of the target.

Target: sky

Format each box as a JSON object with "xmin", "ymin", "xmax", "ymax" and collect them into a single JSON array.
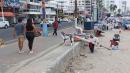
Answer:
[{"xmin": 114, "ymin": 0, "xmax": 130, "ymax": 8}]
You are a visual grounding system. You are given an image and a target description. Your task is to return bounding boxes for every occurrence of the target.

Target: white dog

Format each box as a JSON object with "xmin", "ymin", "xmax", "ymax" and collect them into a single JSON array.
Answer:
[{"xmin": 60, "ymin": 32, "xmax": 74, "ymax": 46}]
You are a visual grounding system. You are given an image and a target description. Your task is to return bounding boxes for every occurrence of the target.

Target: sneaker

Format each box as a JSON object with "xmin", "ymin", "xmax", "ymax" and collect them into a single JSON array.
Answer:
[
  {"xmin": 18, "ymin": 50, "xmax": 24, "ymax": 54},
  {"xmin": 29, "ymin": 51, "xmax": 33, "ymax": 54}
]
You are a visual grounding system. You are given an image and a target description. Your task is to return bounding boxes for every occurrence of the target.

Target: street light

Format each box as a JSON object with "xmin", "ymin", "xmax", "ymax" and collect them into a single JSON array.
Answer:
[
  {"xmin": 57, "ymin": 3, "xmax": 59, "ymax": 18},
  {"xmin": 74, "ymin": 0, "xmax": 78, "ymax": 18},
  {"xmin": 41, "ymin": 0, "xmax": 46, "ymax": 19},
  {"xmin": 74, "ymin": 0, "xmax": 78, "ymax": 27}
]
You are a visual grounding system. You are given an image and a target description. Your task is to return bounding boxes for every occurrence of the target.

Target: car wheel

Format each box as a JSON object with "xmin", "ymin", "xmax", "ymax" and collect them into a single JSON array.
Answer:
[{"xmin": 4, "ymin": 25, "xmax": 8, "ymax": 29}]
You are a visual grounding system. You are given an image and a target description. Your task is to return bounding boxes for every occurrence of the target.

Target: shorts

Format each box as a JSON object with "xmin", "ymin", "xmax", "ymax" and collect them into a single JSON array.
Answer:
[{"xmin": 18, "ymin": 35, "xmax": 25, "ymax": 43}]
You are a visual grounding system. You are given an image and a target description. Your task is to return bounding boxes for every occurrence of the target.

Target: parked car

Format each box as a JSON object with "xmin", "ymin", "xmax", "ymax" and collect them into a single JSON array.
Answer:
[
  {"xmin": 0, "ymin": 18, "xmax": 10, "ymax": 29},
  {"xmin": 48, "ymin": 18, "xmax": 55, "ymax": 26}
]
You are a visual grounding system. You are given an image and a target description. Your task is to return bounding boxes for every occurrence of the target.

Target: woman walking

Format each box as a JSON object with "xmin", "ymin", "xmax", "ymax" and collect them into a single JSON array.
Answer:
[{"xmin": 26, "ymin": 18, "xmax": 35, "ymax": 54}]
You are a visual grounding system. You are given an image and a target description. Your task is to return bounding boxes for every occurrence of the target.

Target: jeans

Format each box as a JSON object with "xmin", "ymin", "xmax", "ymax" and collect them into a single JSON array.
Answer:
[
  {"xmin": 53, "ymin": 28, "xmax": 57, "ymax": 36},
  {"xmin": 26, "ymin": 32, "xmax": 35, "ymax": 51},
  {"xmin": 89, "ymin": 43, "xmax": 95, "ymax": 53}
]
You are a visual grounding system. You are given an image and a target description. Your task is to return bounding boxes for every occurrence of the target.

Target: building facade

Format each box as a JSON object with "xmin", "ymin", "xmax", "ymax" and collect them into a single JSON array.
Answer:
[
  {"xmin": 19, "ymin": 0, "xmax": 41, "ymax": 18},
  {"xmin": 0, "ymin": 0, "xmax": 21, "ymax": 23},
  {"xmin": 121, "ymin": 0, "xmax": 127, "ymax": 14},
  {"xmin": 68, "ymin": 0, "xmax": 97, "ymax": 16}
]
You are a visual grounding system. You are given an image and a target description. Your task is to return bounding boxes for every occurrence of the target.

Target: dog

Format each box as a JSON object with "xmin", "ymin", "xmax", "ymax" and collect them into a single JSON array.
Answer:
[
  {"xmin": 110, "ymin": 40, "xmax": 119, "ymax": 50},
  {"xmin": 0, "ymin": 38, "xmax": 5, "ymax": 48},
  {"xmin": 60, "ymin": 32, "xmax": 74, "ymax": 46}
]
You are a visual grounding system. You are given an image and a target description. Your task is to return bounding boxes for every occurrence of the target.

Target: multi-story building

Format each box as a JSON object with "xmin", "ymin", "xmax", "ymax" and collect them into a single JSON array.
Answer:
[
  {"xmin": 69, "ymin": 0, "xmax": 86, "ymax": 13},
  {"xmin": 45, "ymin": 0, "xmax": 57, "ymax": 18},
  {"xmin": 19, "ymin": 0, "xmax": 41, "ymax": 18},
  {"xmin": 68, "ymin": 0, "xmax": 96, "ymax": 16},
  {"xmin": 121, "ymin": 0, "xmax": 127, "ymax": 14}
]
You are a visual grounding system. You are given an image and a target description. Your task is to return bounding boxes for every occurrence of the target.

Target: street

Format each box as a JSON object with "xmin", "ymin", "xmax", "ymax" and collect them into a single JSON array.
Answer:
[{"xmin": 0, "ymin": 21, "xmax": 74, "ymax": 44}]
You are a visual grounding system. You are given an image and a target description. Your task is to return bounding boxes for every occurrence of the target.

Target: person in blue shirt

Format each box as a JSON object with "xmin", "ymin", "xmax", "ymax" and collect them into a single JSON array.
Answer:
[{"xmin": 13, "ymin": 18, "xmax": 25, "ymax": 54}]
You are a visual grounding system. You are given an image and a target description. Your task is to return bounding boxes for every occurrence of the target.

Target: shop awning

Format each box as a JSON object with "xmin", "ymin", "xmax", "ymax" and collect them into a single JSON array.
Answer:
[{"xmin": 0, "ymin": 12, "xmax": 14, "ymax": 17}]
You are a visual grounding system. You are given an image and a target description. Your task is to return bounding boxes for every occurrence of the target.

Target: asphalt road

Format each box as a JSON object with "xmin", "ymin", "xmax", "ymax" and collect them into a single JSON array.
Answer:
[{"xmin": 0, "ymin": 21, "xmax": 74, "ymax": 44}]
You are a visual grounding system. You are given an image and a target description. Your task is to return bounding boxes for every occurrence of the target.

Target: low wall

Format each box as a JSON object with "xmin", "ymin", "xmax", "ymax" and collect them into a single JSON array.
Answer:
[{"xmin": 46, "ymin": 42, "xmax": 82, "ymax": 73}]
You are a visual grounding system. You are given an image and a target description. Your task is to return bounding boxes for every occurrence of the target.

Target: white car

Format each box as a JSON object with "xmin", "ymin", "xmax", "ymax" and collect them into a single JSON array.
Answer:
[
  {"xmin": 0, "ymin": 20, "xmax": 9, "ymax": 29},
  {"xmin": 48, "ymin": 18, "xmax": 55, "ymax": 25}
]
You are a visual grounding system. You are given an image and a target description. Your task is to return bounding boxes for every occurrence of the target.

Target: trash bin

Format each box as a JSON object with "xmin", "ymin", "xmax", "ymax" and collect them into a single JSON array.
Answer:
[{"xmin": 84, "ymin": 22, "xmax": 94, "ymax": 30}]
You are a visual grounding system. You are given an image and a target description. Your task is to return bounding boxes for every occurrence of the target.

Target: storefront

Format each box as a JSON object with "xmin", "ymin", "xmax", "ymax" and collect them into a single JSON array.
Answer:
[{"xmin": 0, "ymin": 0, "xmax": 20, "ymax": 23}]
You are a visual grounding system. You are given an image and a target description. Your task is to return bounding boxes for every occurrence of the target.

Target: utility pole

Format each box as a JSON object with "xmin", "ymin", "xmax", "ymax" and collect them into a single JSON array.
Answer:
[
  {"xmin": 13, "ymin": 0, "xmax": 16, "ymax": 23},
  {"xmin": 41, "ymin": 0, "xmax": 46, "ymax": 19},
  {"xmin": 74, "ymin": 0, "xmax": 78, "ymax": 18},
  {"xmin": 1, "ymin": 0, "xmax": 4, "ymax": 21},
  {"xmin": 57, "ymin": 3, "xmax": 58, "ymax": 18},
  {"xmin": 90, "ymin": 0, "xmax": 93, "ymax": 21}
]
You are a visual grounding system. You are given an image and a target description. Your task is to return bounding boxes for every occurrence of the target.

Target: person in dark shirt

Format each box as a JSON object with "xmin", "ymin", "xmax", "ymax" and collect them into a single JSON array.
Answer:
[
  {"xmin": 53, "ymin": 17, "xmax": 58, "ymax": 36},
  {"xmin": 26, "ymin": 18, "xmax": 35, "ymax": 54}
]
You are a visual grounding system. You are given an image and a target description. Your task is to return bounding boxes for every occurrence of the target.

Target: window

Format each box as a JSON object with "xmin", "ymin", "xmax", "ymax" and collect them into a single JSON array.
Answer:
[
  {"xmin": 86, "ymin": 1, "xmax": 90, "ymax": 3},
  {"xmin": 30, "ymin": 0, "xmax": 33, "ymax": 2}
]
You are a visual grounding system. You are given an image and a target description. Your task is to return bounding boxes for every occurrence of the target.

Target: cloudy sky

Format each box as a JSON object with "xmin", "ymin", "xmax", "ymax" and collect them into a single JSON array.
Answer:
[{"xmin": 113, "ymin": 0, "xmax": 130, "ymax": 8}]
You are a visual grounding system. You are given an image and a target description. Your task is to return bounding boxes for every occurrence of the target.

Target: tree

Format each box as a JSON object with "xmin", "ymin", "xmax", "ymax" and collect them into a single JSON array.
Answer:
[
  {"xmin": 118, "ymin": 9, "xmax": 121, "ymax": 14},
  {"xmin": 110, "ymin": 4, "xmax": 117, "ymax": 12},
  {"xmin": 110, "ymin": 4, "xmax": 117, "ymax": 16}
]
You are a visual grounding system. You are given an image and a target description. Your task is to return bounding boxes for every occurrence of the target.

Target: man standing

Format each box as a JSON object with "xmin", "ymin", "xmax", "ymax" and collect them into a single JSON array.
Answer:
[
  {"xmin": 53, "ymin": 17, "xmax": 58, "ymax": 36},
  {"xmin": 13, "ymin": 18, "xmax": 25, "ymax": 54}
]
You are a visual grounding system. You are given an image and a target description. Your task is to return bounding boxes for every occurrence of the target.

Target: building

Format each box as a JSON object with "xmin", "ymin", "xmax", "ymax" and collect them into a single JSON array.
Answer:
[
  {"xmin": 69, "ymin": 0, "xmax": 86, "ymax": 14},
  {"xmin": 68, "ymin": 0, "xmax": 97, "ymax": 16},
  {"xmin": 19, "ymin": 0, "xmax": 41, "ymax": 19},
  {"xmin": 121, "ymin": 0, "xmax": 127, "ymax": 14},
  {"xmin": 0, "ymin": 0, "xmax": 21, "ymax": 23},
  {"xmin": 45, "ymin": 0, "xmax": 57, "ymax": 18}
]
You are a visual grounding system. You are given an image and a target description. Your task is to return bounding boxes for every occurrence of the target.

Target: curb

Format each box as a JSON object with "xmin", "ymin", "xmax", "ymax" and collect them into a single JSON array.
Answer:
[
  {"xmin": 6, "ymin": 42, "xmax": 64, "ymax": 73},
  {"xmin": 46, "ymin": 42, "xmax": 81, "ymax": 73}
]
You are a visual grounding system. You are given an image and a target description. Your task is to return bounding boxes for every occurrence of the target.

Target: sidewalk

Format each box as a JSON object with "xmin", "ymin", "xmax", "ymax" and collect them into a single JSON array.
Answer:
[
  {"xmin": 0, "ymin": 27, "xmax": 76, "ymax": 73},
  {"xmin": 65, "ymin": 30, "xmax": 130, "ymax": 73}
]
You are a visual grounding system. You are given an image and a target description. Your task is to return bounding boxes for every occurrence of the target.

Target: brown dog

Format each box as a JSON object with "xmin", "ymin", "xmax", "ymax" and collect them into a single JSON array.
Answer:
[{"xmin": 0, "ymin": 38, "xmax": 5, "ymax": 48}]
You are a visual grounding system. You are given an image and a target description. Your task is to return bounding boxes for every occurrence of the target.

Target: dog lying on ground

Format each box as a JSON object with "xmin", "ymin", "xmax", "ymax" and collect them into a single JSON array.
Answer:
[
  {"xmin": 60, "ymin": 32, "xmax": 74, "ymax": 46},
  {"xmin": 0, "ymin": 38, "xmax": 5, "ymax": 48}
]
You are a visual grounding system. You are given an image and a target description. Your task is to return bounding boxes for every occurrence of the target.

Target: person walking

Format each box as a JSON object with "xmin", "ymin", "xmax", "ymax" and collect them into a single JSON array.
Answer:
[
  {"xmin": 13, "ymin": 18, "xmax": 25, "ymax": 54},
  {"xmin": 25, "ymin": 18, "xmax": 35, "ymax": 54},
  {"xmin": 53, "ymin": 17, "xmax": 58, "ymax": 36}
]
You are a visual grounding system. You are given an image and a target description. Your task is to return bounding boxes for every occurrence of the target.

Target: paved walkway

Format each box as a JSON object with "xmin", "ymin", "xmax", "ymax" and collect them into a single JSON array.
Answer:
[
  {"xmin": 67, "ymin": 30, "xmax": 130, "ymax": 73},
  {"xmin": 0, "ymin": 27, "xmax": 76, "ymax": 73}
]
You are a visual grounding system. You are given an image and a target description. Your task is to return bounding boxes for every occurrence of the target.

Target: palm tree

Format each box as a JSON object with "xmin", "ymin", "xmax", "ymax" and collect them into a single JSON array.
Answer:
[
  {"xmin": 110, "ymin": 4, "xmax": 117, "ymax": 15},
  {"xmin": 118, "ymin": 9, "xmax": 121, "ymax": 14}
]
